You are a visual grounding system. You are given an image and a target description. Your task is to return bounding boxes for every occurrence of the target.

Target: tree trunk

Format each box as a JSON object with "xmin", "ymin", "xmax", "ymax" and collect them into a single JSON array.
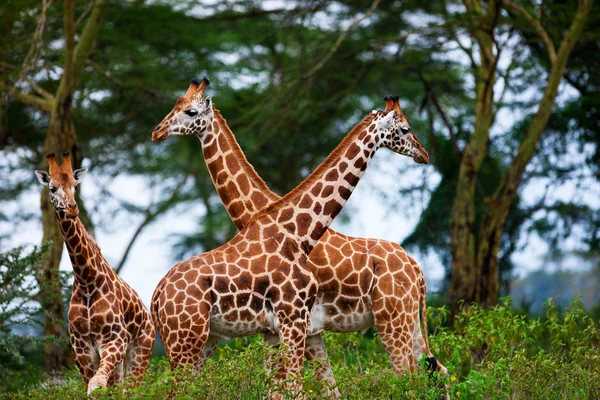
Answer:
[
  {"xmin": 36, "ymin": 0, "xmax": 108, "ymax": 373},
  {"xmin": 39, "ymin": 185, "xmax": 70, "ymax": 372},
  {"xmin": 449, "ymin": 0, "xmax": 593, "ymax": 316},
  {"xmin": 39, "ymin": 108, "xmax": 79, "ymax": 372},
  {"xmin": 449, "ymin": 0, "xmax": 498, "ymax": 317}
]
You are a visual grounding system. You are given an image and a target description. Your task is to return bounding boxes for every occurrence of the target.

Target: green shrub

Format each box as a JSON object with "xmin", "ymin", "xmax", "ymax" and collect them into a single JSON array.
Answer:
[
  {"xmin": 0, "ymin": 245, "xmax": 71, "ymax": 392},
  {"xmin": 3, "ymin": 297, "xmax": 599, "ymax": 399}
]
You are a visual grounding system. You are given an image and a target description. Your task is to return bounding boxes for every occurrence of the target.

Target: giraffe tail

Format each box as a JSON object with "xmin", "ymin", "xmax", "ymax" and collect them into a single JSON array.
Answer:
[
  {"xmin": 418, "ymin": 271, "xmax": 432, "ymax": 357},
  {"xmin": 416, "ymin": 266, "xmax": 448, "ymax": 378}
]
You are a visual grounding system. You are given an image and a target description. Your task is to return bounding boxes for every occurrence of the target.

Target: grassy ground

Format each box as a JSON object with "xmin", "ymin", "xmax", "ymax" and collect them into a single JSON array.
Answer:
[{"xmin": 3, "ymin": 299, "xmax": 599, "ymax": 399}]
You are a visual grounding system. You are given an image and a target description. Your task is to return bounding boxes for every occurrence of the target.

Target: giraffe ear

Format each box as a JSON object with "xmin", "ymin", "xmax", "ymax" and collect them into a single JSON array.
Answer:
[
  {"xmin": 378, "ymin": 110, "xmax": 395, "ymax": 129},
  {"xmin": 35, "ymin": 170, "xmax": 50, "ymax": 186},
  {"xmin": 73, "ymin": 168, "xmax": 88, "ymax": 184},
  {"xmin": 202, "ymin": 96, "xmax": 212, "ymax": 114}
]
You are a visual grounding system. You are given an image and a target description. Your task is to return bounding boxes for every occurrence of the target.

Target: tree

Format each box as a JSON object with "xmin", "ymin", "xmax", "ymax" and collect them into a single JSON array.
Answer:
[
  {"xmin": 448, "ymin": 0, "xmax": 594, "ymax": 315},
  {"xmin": 3, "ymin": 0, "xmax": 108, "ymax": 372}
]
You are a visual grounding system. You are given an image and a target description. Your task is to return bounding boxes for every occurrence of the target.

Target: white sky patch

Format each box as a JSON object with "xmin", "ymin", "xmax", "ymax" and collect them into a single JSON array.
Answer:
[{"xmin": 2, "ymin": 0, "xmax": 597, "ymax": 308}]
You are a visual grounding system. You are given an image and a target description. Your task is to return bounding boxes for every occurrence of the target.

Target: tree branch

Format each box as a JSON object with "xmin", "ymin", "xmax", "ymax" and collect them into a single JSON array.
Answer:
[
  {"xmin": 75, "ymin": 1, "xmax": 94, "ymax": 26},
  {"xmin": 63, "ymin": 0, "xmax": 76, "ymax": 94},
  {"xmin": 54, "ymin": 0, "xmax": 109, "ymax": 106},
  {"xmin": 497, "ymin": 0, "xmax": 593, "ymax": 199},
  {"xmin": 303, "ymin": 0, "xmax": 381, "ymax": 79},
  {"xmin": 24, "ymin": 77, "xmax": 54, "ymax": 102},
  {"xmin": 1, "ymin": 82, "xmax": 52, "ymax": 113},
  {"xmin": 188, "ymin": 3, "xmax": 324, "ymax": 23},
  {"xmin": 114, "ymin": 176, "xmax": 188, "ymax": 275},
  {"xmin": 71, "ymin": 0, "xmax": 109, "ymax": 86},
  {"xmin": 502, "ymin": 0, "xmax": 557, "ymax": 65},
  {"xmin": 10, "ymin": 0, "xmax": 52, "ymax": 101},
  {"xmin": 86, "ymin": 59, "xmax": 161, "ymax": 97},
  {"xmin": 414, "ymin": 69, "xmax": 462, "ymax": 158}
]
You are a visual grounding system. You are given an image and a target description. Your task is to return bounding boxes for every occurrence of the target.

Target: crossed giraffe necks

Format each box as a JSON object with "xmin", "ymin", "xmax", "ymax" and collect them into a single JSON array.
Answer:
[
  {"xmin": 203, "ymin": 111, "xmax": 379, "ymax": 252},
  {"xmin": 195, "ymin": 110, "xmax": 444, "ymax": 380}
]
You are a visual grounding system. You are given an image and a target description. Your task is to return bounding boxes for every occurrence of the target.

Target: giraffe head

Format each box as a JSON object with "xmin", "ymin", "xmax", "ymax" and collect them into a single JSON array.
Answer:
[
  {"xmin": 35, "ymin": 152, "xmax": 87, "ymax": 218},
  {"xmin": 377, "ymin": 95, "xmax": 429, "ymax": 164},
  {"xmin": 152, "ymin": 77, "xmax": 213, "ymax": 142}
]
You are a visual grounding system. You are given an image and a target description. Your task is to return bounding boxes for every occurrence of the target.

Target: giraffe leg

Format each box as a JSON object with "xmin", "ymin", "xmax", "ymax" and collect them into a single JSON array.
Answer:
[
  {"xmin": 165, "ymin": 320, "xmax": 211, "ymax": 371},
  {"xmin": 262, "ymin": 331, "xmax": 282, "ymax": 379},
  {"xmin": 196, "ymin": 334, "xmax": 220, "ymax": 372},
  {"xmin": 87, "ymin": 334, "xmax": 127, "ymax": 395},
  {"xmin": 107, "ymin": 360, "xmax": 124, "ymax": 387},
  {"xmin": 273, "ymin": 316, "xmax": 309, "ymax": 400},
  {"xmin": 374, "ymin": 314, "xmax": 415, "ymax": 374},
  {"xmin": 372, "ymin": 283, "xmax": 418, "ymax": 376},
  {"xmin": 305, "ymin": 333, "xmax": 340, "ymax": 399},
  {"xmin": 71, "ymin": 344, "xmax": 98, "ymax": 385},
  {"xmin": 69, "ymin": 329, "xmax": 97, "ymax": 385},
  {"xmin": 125, "ymin": 317, "xmax": 156, "ymax": 387}
]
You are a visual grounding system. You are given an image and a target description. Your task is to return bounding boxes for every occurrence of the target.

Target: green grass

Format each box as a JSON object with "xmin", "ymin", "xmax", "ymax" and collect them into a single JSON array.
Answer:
[{"xmin": 3, "ymin": 298, "xmax": 599, "ymax": 399}]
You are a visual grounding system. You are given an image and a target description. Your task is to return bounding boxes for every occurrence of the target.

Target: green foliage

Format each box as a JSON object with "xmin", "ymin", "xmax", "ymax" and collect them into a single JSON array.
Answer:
[
  {"xmin": 0, "ymin": 245, "xmax": 71, "ymax": 392},
  {"xmin": 4, "ymin": 298, "xmax": 599, "ymax": 399}
]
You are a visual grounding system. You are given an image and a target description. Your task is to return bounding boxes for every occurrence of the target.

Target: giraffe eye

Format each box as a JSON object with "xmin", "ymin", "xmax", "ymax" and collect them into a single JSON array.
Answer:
[
  {"xmin": 184, "ymin": 109, "xmax": 198, "ymax": 117},
  {"xmin": 50, "ymin": 187, "xmax": 58, "ymax": 193},
  {"xmin": 400, "ymin": 126, "xmax": 410, "ymax": 134}
]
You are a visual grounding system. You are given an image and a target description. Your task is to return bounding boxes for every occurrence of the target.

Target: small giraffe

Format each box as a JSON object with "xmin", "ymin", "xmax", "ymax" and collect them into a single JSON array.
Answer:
[
  {"xmin": 35, "ymin": 153, "xmax": 155, "ymax": 395},
  {"xmin": 150, "ymin": 79, "xmax": 442, "ymax": 396}
]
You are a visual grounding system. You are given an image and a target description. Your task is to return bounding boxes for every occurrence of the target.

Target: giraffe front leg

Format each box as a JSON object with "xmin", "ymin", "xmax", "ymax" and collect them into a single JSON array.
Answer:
[
  {"xmin": 305, "ymin": 333, "xmax": 340, "ymax": 399},
  {"xmin": 87, "ymin": 335, "xmax": 127, "ymax": 395},
  {"xmin": 273, "ymin": 315, "xmax": 309, "ymax": 400},
  {"xmin": 262, "ymin": 331, "xmax": 281, "ymax": 379},
  {"xmin": 125, "ymin": 317, "xmax": 156, "ymax": 387},
  {"xmin": 69, "ymin": 329, "xmax": 98, "ymax": 385},
  {"xmin": 107, "ymin": 360, "xmax": 124, "ymax": 387}
]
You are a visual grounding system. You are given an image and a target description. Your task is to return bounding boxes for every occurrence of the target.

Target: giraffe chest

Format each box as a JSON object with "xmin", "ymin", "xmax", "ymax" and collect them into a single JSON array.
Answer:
[{"xmin": 67, "ymin": 286, "xmax": 132, "ymax": 339}]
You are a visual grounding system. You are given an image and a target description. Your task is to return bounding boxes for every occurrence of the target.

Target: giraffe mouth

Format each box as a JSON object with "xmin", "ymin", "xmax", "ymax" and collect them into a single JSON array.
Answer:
[
  {"xmin": 151, "ymin": 127, "xmax": 169, "ymax": 142},
  {"xmin": 413, "ymin": 145, "xmax": 430, "ymax": 164},
  {"xmin": 413, "ymin": 152, "xmax": 429, "ymax": 164},
  {"xmin": 59, "ymin": 208, "xmax": 78, "ymax": 218},
  {"xmin": 66, "ymin": 209, "xmax": 79, "ymax": 218}
]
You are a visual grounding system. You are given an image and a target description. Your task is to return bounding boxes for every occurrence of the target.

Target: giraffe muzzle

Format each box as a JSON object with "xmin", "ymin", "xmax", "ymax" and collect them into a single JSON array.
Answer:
[
  {"xmin": 414, "ymin": 150, "xmax": 429, "ymax": 164},
  {"xmin": 152, "ymin": 125, "xmax": 169, "ymax": 142},
  {"xmin": 66, "ymin": 205, "xmax": 79, "ymax": 218}
]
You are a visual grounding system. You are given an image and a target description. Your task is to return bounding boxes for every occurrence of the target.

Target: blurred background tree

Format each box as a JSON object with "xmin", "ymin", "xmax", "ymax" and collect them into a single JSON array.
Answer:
[{"xmin": 0, "ymin": 0, "xmax": 598, "ymax": 371}]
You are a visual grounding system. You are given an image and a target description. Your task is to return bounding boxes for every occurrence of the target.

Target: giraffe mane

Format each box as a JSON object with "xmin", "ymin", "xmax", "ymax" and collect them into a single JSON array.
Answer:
[
  {"xmin": 212, "ymin": 106, "xmax": 281, "ymax": 203},
  {"xmin": 249, "ymin": 113, "xmax": 376, "ymax": 221}
]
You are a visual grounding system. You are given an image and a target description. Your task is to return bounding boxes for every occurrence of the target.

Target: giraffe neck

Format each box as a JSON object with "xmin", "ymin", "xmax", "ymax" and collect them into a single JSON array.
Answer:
[
  {"xmin": 259, "ymin": 115, "xmax": 379, "ymax": 251},
  {"xmin": 55, "ymin": 210, "xmax": 107, "ymax": 285},
  {"xmin": 200, "ymin": 108, "xmax": 280, "ymax": 230}
]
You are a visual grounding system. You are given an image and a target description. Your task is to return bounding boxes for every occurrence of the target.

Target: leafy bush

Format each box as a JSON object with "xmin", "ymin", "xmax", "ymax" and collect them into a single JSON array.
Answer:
[
  {"xmin": 3, "ymin": 298, "xmax": 599, "ymax": 399},
  {"xmin": 0, "ymin": 245, "xmax": 71, "ymax": 392}
]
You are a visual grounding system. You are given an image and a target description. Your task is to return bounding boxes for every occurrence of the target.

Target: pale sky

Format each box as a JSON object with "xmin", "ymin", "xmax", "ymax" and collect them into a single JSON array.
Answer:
[
  {"xmin": 2, "ymin": 0, "xmax": 598, "ymax": 309},
  {"xmin": 3, "ymin": 140, "xmax": 597, "ymax": 308}
]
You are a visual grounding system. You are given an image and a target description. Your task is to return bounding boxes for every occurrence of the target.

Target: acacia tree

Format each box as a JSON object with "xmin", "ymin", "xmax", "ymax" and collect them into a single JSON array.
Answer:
[
  {"xmin": 5, "ymin": 0, "xmax": 108, "ymax": 372},
  {"xmin": 448, "ymin": 0, "xmax": 594, "ymax": 314}
]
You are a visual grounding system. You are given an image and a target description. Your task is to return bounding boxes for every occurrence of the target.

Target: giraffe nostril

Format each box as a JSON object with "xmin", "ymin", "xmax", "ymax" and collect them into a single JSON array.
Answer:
[
  {"xmin": 154, "ymin": 125, "xmax": 163, "ymax": 132},
  {"xmin": 68, "ymin": 203, "xmax": 77, "ymax": 210}
]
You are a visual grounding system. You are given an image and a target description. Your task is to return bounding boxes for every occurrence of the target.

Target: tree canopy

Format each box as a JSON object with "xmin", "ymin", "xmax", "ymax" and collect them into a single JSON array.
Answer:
[{"xmin": 1, "ymin": 0, "xmax": 598, "ymax": 369}]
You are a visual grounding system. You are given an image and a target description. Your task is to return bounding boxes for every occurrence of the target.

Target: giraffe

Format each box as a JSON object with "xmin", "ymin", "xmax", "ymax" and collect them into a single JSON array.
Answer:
[
  {"xmin": 35, "ymin": 153, "xmax": 155, "ymax": 395},
  {"xmin": 150, "ymin": 79, "xmax": 445, "ymax": 397}
]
